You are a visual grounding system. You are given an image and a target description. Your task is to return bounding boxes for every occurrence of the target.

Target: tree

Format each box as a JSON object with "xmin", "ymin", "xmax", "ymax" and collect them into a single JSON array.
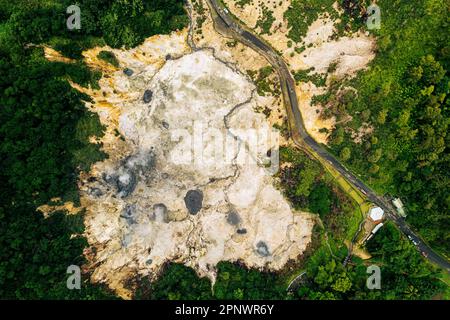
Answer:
[
  {"xmin": 332, "ymin": 127, "xmax": 345, "ymax": 145},
  {"xmin": 368, "ymin": 164, "xmax": 380, "ymax": 174},
  {"xmin": 279, "ymin": 147, "xmax": 322, "ymax": 209},
  {"xmin": 340, "ymin": 147, "xmax": 351, "ymax": 161},
  {"xmin": 361, "ymin": 109, "xmax": 371, "ymax": 121},
  {"xmin": 332, "ymin": 275, "xmax": 352, "ymax": 293},
  {"xmin": 213, "ymin": 262, "xmax": 286, "ymax": 300},
  {"xmin": 308, "ymin": 183, "xmax": 332, "ymax": 216},
  {"xmin": 0, "ymin": 0, "xmax": 189, "ymax": 299},
  {"xmin": 368, "ymin": 148, "xmax": 382, "ymax": 163},
  {"xmin": 147, "ymin": 264, "xmax": 212, "ymax": 300},
  {"xmin": 419, "ymin": 55, "xmax": 445, "ymax": 85},
  {"xmin": 377, "ymin": 109, "xmax": 388, "ymax": 124},
  {"xmin": 366, "ymin": 222, "xmax": 445, "ymax": 299}
]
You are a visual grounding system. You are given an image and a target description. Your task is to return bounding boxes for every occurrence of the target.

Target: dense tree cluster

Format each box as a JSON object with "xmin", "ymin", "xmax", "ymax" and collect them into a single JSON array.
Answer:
[
  {"xmin": 364, "ymin": 223, "xmax": 444, "ymax": 299},
  {"xmin": 284, "ymin": 0, "xmax": 337, "ymax": 43},
  {"xmin": 0, "ymin": 0, "xmax": 447, "ymax": 300},
  {"xmin": 1, "ymin": 0, "xmax": 188, "ymax": 53},
  {"xmin": 279, "ymin": 147, "xmax": 322, "ymax": 208},
  {"xmin": 0, "ymin": 0, "xmax": 187, "ymax": 299},
  {"xmin": 137, "ymin": 262, "xmax": 286, "ymax": 300},
  {"xmin": 279, "ymin": 147, "xmax": 356, "ymax": 241},
  {"xmin": 213, "ymin": 262, "xmax": 286, "ymax": 300},
  {"xmin": 295, "ymin": 222, "xmax": 444, "ymax": 300},
  {"xmin": 138, "ymin": 223, "xmax": 444, "ymax": 300},
  {"xmin": 321, "ymin": 0, "xmax": 449, "ymax": 255},
  {"xmin": 0, "ymin": 46, "xmax": 110, "ymax": 299},
  {"xmin": 0, "ymin": 53, "xmax": 105, "ymax": 205},
  {"xmin": 138, "ymin": 264, "xmax": 213, "ymax": 300}
]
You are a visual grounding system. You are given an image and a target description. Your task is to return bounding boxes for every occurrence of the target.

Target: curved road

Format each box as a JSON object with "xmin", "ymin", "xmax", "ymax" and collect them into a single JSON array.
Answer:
[{"xmin": 206, "ymin": 0, "xmax": 449, "ymax": 272}]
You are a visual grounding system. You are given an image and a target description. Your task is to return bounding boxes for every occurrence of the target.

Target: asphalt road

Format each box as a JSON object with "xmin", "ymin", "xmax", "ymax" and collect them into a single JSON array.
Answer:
[{"xmin": 207, "ymin": 0, "xmax": 450, "ymax": 272}]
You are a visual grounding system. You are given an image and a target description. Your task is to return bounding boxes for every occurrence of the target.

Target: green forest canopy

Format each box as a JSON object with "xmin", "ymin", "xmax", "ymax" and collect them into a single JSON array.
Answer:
[
  {"xmin": 322, "ymin": 0, "xmax": 449, "ymax": 256},
  {"xmin": 0, "ymin": 0, "xmax": 447, "ymax": 300},
  {"xmin": 0, "ymin": 0, "xmax": 187, "ymax": 299},
  {"xmin": 137, "ymin": 222, "xmax": 445, "ymax": 300}
]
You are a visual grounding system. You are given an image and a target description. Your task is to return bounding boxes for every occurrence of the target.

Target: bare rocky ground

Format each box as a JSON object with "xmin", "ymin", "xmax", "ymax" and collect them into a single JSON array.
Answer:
[
  {"xmin": 191, "ymin": 0, "xmax": 287, "ymax": 139},
  {"xmin": 222, "ymin": 0, "xmax": 376, "ymax": 144},
  {"xmin": 38, "ymin": 0, "xmax": 381, "ymax": 299},
  {"xmin": 41, "ymin": 5, "xmax": 316, "ymax": 298},
  {"xmin": 41, "ymin": 0, "xmax": 380, "ymax": 298}
]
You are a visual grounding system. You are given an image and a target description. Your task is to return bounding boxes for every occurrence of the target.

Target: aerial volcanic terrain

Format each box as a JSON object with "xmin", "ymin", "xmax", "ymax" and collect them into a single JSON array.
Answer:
[{"xmin": 70, "ymin": 30, "xmax": 314, "ymax": 298}]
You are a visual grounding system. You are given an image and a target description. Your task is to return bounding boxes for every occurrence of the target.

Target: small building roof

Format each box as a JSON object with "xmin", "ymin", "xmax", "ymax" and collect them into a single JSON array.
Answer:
[
  {"xmin": 372, "ymin": 223, "xmax": 384, "ymax": 234},
  {"xmin": 369, "ymin": 207, "xmax": 384, "ymax": 221}
]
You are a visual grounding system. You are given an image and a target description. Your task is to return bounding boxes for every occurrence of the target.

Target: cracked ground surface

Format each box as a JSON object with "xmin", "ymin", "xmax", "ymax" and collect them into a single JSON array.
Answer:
[{"xmin": 74, "ymin": 31, "xmax": 314, "ymax": 299}]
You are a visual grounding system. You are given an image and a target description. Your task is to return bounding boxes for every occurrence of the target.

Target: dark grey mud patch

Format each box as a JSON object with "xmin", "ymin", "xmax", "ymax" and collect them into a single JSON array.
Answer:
[{"xmin": 184, "ymin": 189, "xmax": 204, "ymax": 215}]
